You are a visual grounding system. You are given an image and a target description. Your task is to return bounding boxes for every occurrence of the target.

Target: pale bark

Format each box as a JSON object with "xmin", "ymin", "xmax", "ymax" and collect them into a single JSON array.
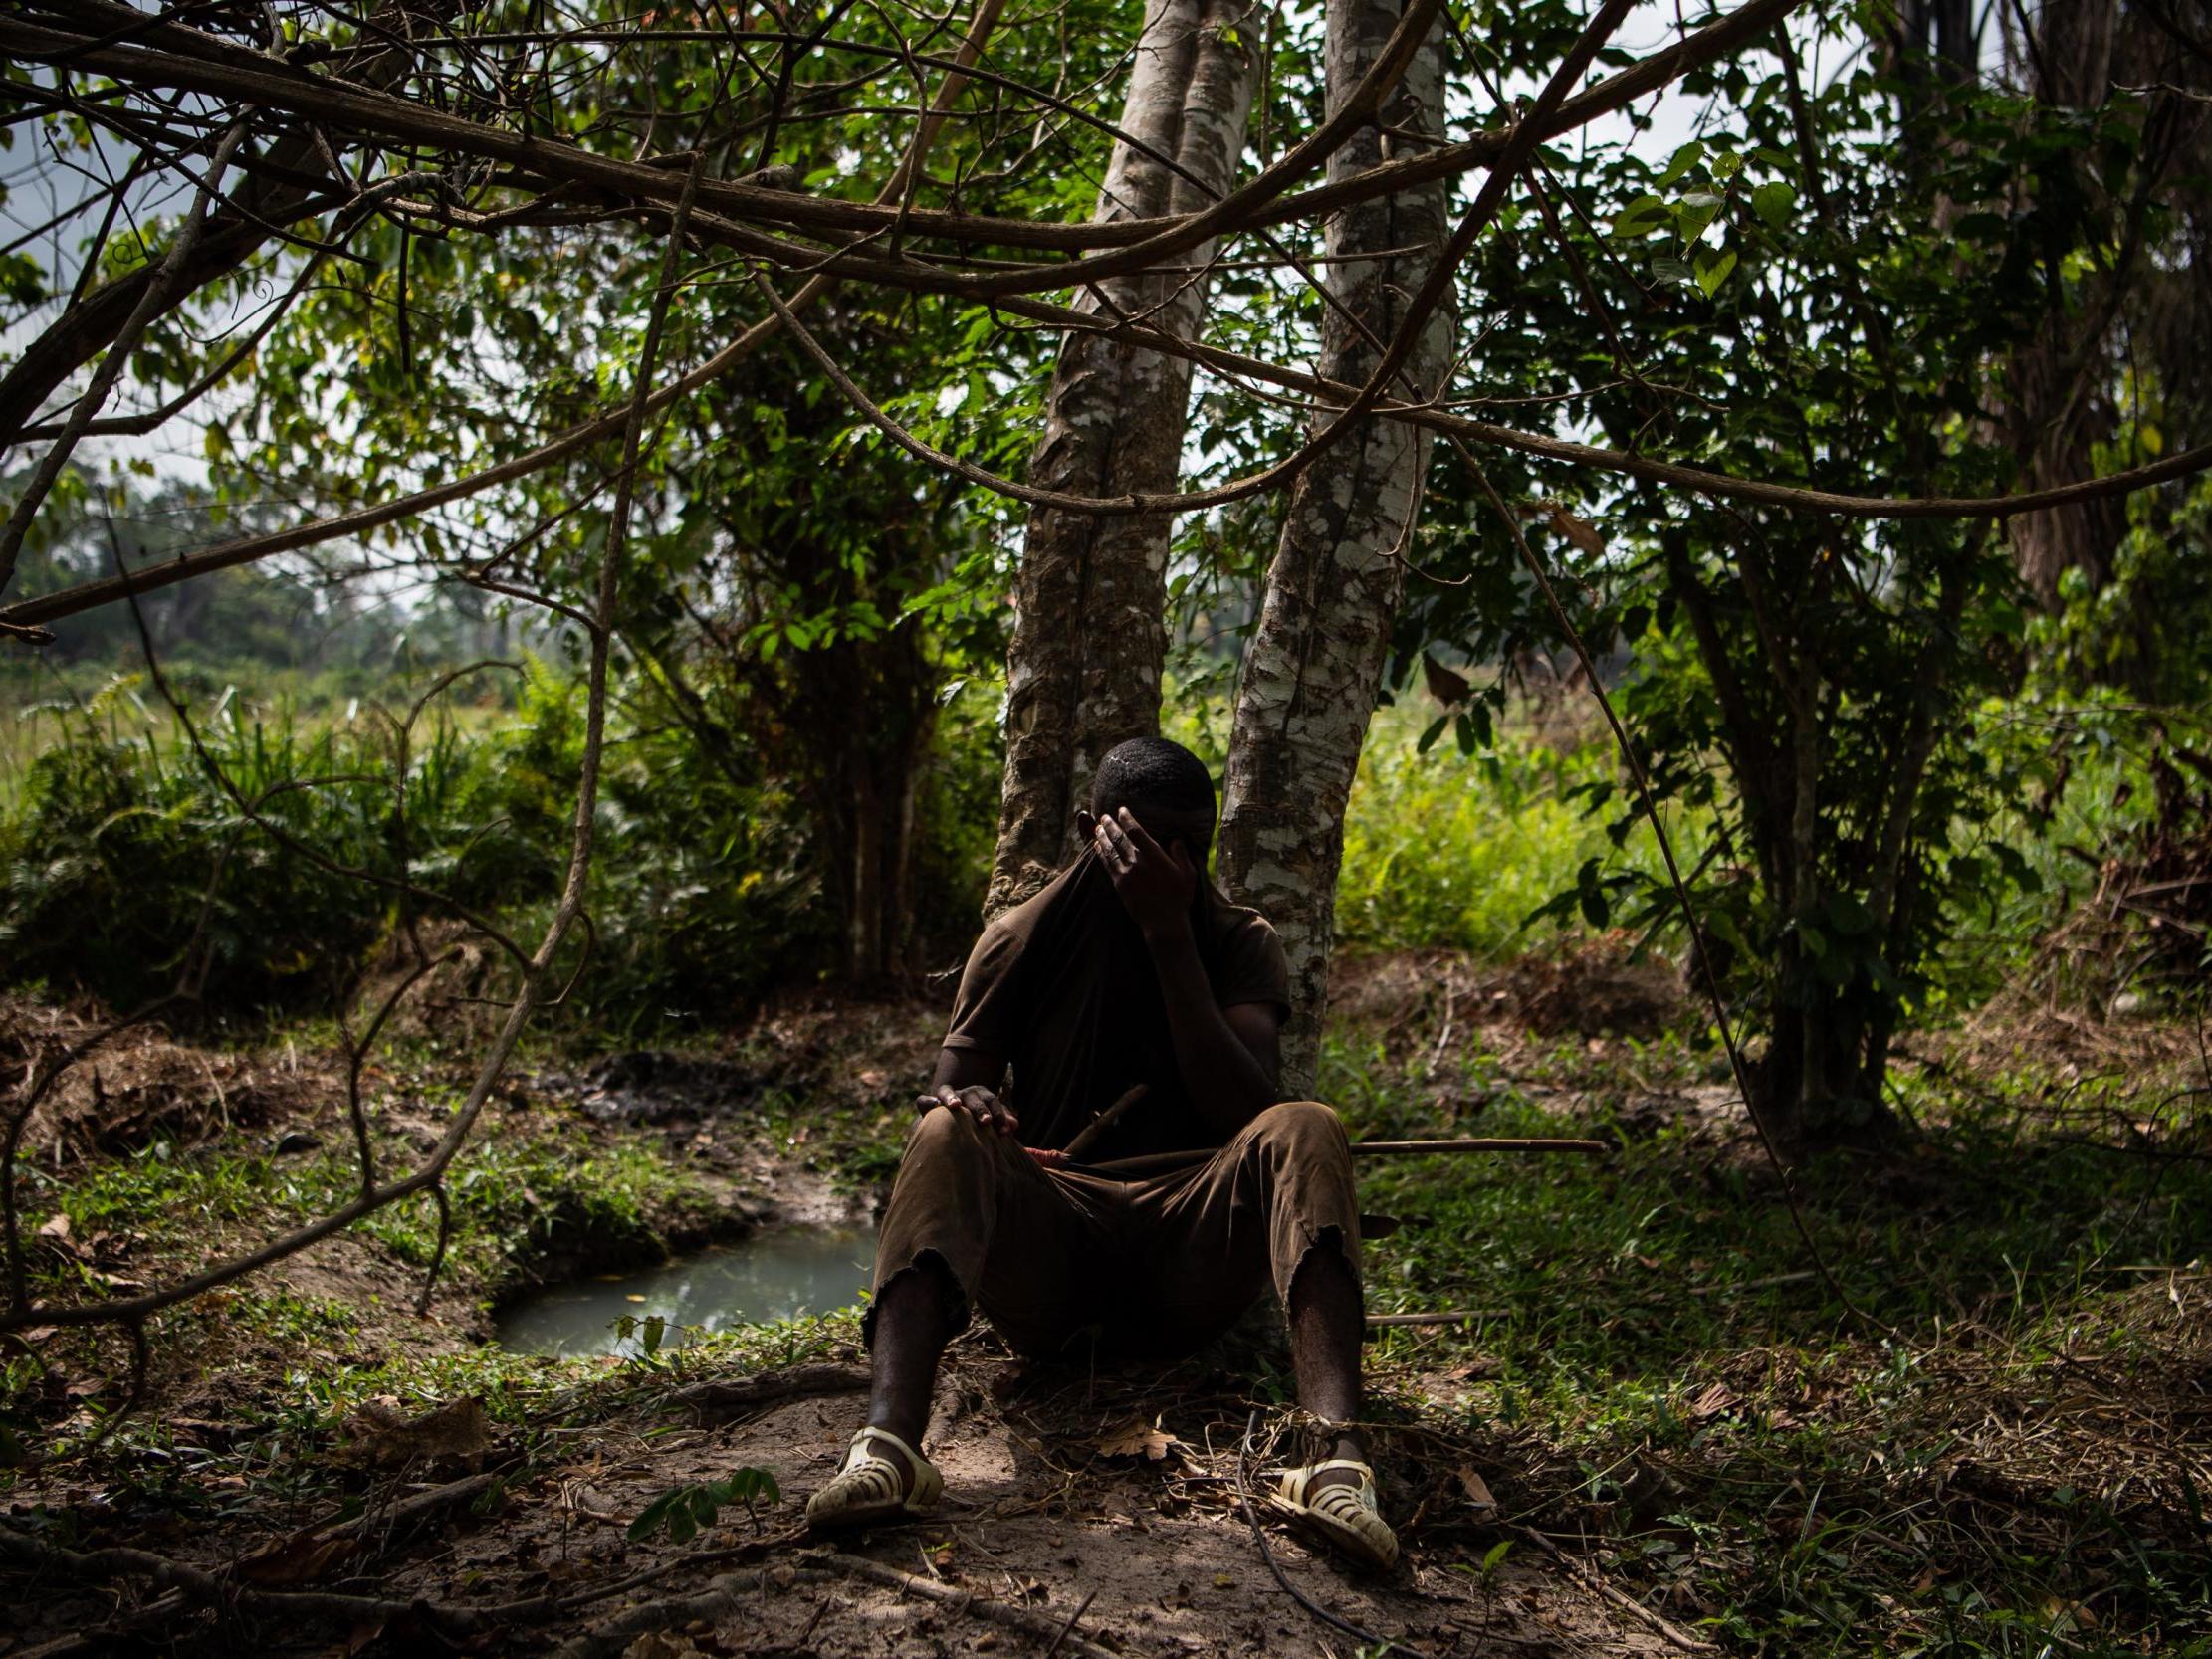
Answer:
[
  {"xmin": 986, "ymin": 0, "xmax": 1264, "ymax": 915},
  {"xmin": 1217, "ymin": 1, "xmax": 1452, "ymax": 1093}
]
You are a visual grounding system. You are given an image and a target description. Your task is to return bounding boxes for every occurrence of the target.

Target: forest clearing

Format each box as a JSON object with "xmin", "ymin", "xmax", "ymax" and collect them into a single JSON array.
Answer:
[{"xmin": 1, "ymin": 0, "xmax": 2209, "ymax": 1653}]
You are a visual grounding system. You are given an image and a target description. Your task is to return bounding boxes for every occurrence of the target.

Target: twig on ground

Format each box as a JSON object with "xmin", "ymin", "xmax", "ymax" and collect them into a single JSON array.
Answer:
[
  {"xmin": 550, "ymin": 1564, "xmax": 801, "ymax": 1659},
  {"xmin": 810, "ymin": 1552, "xmax": 1123, "ymax": 1659},
  {"xmin": 1515, "ymin": 1526, "xmax": 1715, "ymax": 1652},
  {"xmin": 332, "ymin": 1470, "xmax": 503, "ymax": 1543},
  {"xmin": 0, "ymin": 1526, "xmax": 472, "ymax": 1631},
  {"xmin": 1687, "ymin": 1271, "xmax": 1818, "ymax": 1298},
  {"xmin": 1043, "ymin": 1587, "xmax": 1100, "ymax": 1658}
]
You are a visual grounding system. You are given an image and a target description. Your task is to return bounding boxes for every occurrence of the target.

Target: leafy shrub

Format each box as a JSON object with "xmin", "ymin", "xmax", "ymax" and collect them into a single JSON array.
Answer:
[
  {"xmin": 0, "ymin": 657, "xmax": 980, "ymax": 1030},
  {"xmin": 0, "ymin": 700, "xmax": 399, "ymax": 1014}
]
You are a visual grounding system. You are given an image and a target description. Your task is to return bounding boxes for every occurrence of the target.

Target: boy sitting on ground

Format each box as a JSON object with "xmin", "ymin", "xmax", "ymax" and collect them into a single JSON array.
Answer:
[{"xmin": 804, "ymin": 736, "xmax": 1395, "ymax": 1570}]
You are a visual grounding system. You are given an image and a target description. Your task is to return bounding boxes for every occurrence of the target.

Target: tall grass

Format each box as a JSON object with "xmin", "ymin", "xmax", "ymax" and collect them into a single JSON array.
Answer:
[{"xmin": 1335, "ymin": 700, "xmax": 1708, "ymax": 960}]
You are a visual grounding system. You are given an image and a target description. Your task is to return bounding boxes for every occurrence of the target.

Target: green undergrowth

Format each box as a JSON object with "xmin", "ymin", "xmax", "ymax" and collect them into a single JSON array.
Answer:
[
  {"xmin": 1335, "ymin": 702, "xmax": 1712, "ymax": 959},
  {"xmin": 22, "ymin": 1308, "xmax": 863, "ymax": 1522},
  {"xmin": 1323, "ymin": 1033, "xmax": 2212, "ymax": 1658},
  {"xmin": 25, "ymin": 1120, "xmax": 709, "ymax": 1300},
  {"xmin": 3, "ymin": 1087, "xmax": 728, "ymax": 1454}
]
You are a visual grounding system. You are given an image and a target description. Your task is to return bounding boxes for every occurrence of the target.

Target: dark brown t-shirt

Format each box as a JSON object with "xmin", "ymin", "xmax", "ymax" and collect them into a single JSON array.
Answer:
[{"xmin": 941, "ymin": 849, "xmax": 1289, "ymax": 1162}]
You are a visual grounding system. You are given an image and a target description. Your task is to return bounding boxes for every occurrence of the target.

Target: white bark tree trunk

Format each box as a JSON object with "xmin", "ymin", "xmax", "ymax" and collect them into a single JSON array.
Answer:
[
  {"xmin": 986, "ymin": 0, "xmax": 1264, "ymax": 916},
  {"xmin": 1217, "ymin": 0, "xmax": 1452, "ymax": 1095}
]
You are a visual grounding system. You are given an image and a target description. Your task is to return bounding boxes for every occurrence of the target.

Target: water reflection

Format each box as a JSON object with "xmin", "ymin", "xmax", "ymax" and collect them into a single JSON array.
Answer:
[{"xmin": 497, "ymin": 1223, "xmax": 877, "ymax": 1357}]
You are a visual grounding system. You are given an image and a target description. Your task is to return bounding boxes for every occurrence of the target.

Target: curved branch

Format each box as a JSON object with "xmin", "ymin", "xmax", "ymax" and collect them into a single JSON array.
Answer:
[
  {"xmin": 0, "ymin": 129, "xmax": 708, "ymax": 1343},
  {"xmin": 0, "ymin": 0, "xmax": 1800, "ymax": 278},
  {"xmin": 0, "ymin": 118, "xmax": 251, "ymax": 595}
]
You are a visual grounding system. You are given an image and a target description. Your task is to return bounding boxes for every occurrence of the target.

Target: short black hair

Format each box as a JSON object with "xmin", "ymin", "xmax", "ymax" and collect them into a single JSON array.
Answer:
[{"xmin": 1088, "ymin": 736, "xmax": 1217, "ymax": 831}]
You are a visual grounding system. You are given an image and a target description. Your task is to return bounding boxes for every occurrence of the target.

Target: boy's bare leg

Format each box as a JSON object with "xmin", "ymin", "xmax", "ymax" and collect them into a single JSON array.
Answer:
[
  {"xmin": 1288, "ymin": 1247, "xmax": 1369, "ymax": 1477},
  {"xmin": 865, "ymin": 1261, "xmax": 957, "ymax": 1455}
]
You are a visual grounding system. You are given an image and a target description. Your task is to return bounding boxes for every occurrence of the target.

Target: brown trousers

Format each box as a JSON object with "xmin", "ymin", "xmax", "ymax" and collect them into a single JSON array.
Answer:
[{"xmin": 867, "ymin": 1100, "xmax": 1363, "ymax": 1359}]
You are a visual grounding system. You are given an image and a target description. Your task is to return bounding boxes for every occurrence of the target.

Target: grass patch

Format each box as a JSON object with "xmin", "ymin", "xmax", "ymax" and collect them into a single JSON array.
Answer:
[
  {"xmin": 25, "ymin": 1119, "xmax": 711, "ymax": 1298},
  {"xmin": 1326, "ymin": 1031, "xmax": 2212, "ymax": 1658}
]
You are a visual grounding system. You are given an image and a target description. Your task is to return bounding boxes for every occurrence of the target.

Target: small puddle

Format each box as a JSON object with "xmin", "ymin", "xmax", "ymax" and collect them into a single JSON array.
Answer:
[{"xmin": 497, "ymin": 1224, "xmax": 878, "ymax": 1357}]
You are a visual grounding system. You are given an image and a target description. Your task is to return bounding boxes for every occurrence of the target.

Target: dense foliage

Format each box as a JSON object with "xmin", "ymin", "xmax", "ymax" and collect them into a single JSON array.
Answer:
[
  {"xmin": 0, "ymin": 0, "xmax": 2205, "ymax": 1121},
  {"xmin": 0, "ymin": 664, "xmax": 998, "ymax": 1028}
]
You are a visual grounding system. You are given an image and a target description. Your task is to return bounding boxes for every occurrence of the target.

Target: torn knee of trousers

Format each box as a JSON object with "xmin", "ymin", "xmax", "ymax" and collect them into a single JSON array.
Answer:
[
  {"xmin": 1251, "ymin": 1099, "xmax": 1349, "ymax": 1148},
  {"xmin": 861, "ymin": 1248, "xmax": 972, "ymax": 1348},
  {"xmin": 1285, "ymin": 1224, "xmax": 1362, "ymax": 1300}
]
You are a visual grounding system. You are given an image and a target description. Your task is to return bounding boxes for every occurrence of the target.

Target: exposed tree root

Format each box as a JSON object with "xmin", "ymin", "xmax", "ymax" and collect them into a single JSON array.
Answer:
[
  {"xmin": 808, "ymin": 1552, "xmax": 1122, "ymax": 1659},
  {"xmin": 665, "ymin": 1361, "xmax": 873, "ymax": 1423},
  {"xmin": 0, "ymin": 1526, "xmax": 476, "ymax": 1632}
]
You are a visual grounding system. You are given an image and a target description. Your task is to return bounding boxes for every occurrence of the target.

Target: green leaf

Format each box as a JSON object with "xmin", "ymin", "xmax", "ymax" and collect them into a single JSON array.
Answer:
[
  {"xmin": 1750, "ymin": 180, "xmax": 1797, "ymax": 230},
  {"xmin": 1610, "ymin": 194, "xmax": 1670, "ymax": 238},
  {"xmin": 1676, "ymin": 195, "xmax": 1724, "ymax": 244},
  {"xmin": 627, "ymin": 1488, "xmax": 683, "ymax": 1541},
  {"xmin": 1694, "ymin": 250, "xmax": 1738, "ymax": 297},
  {"xmin": 719, "ymin": 1467, "xmax": 779, "ymax": 1506},
  {"xmin": 1651, "ymin": 257, "xmax": 1695, "ymax": 286},
  {"xmin": 1655, "ymin": 141, "xmax": 1704, "ymax": 187}
]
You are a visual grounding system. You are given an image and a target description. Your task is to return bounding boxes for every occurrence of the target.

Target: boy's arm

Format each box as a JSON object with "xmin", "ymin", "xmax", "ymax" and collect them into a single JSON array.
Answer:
[{"xmin": 1094, "ymin": 809, "xmax": 1282, "ymax": 1140}]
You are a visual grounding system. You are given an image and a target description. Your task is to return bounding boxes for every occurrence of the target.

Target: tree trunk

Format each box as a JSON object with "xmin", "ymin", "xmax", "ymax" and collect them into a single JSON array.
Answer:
[
  {"xmin": 1753, "ymin": 969, "xmax": 1896, "ymax": 1149},
  {"xmin": 1215, "ymin": 1, "xmax": 1452, "ymax": 1095},
  {"xmin": 2004, "ymin": 0, "xmax": 2128, "ymax": 607},
  {"xmin": 985, "ymin": 0, "xmax": 1264, "ymax": 916}
]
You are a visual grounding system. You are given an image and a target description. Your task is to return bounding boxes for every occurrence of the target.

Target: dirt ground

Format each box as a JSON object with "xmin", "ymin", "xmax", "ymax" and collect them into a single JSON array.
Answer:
[
  {"xmin": 398, "ymin": 1351, "xmax": 1681, "ymax": 1659},
  {"xmin": 0, "ymin": 957, "xmax": 1718, "ymax": 1657},
  {"xmin": 10, "ymin": 944, "xmax": 2201, "ymax": 1656},
  {"xmin": 9, "ymin": 1338, "xmax": 1685, "ymax": 1658}
]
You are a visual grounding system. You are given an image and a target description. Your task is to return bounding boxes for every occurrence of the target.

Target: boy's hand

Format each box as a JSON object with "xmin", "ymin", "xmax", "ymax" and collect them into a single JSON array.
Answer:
[
  {"xmin": 1094, "ymin": 807, "xmax": 1197, "ymax": 936},
  {"xmin": 916, "ymin": 1082, "xmax": 1019, "ymax": 1137}
]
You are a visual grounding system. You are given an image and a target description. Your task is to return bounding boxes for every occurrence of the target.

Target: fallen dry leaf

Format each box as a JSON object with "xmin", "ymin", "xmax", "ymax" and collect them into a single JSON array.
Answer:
[
  {"xmin": 1686, "ymin": 1381, "xmax": 1739, "ymax": 1421},
  {"xmin": 236, "ymin": 1525, "xmax": 359, "ymax": 1588},
  {"xmin": 1095, "ymin": 1417, "xmax": 1185, "ymax": 1462},
  {"xmin": 1457, "ymin": 1465, "xmax": 1498, "ymax": 1515},
  {"xmin": 342, "ymin": 1393, "xmax": 492, "ymax": 1468}
]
